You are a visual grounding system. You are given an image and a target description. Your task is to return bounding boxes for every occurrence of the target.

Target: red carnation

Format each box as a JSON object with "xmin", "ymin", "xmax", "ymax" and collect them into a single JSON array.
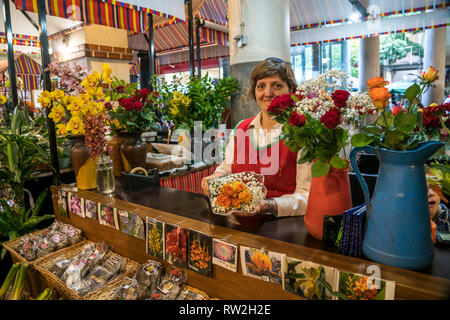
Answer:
[
  {"xmin": 134, "ymin": 101, "xmax": 143, "ymax": 112},
  {"xmin": 289, "ymin": 111, "xmax": 306, "ymax": 127},
  {"xmin": 116, "ymin": 85, "xmax": 124, "ymax": 93},
  {"xmin": 267, "ymin": 94, "xmax": 295, "ymax": 115},
  {"xmin": 331, "ymin": 90, "xmax": 350, "ymax": 108},
  {"xmin": 136, "ymin": 88, "xmax": 150, "ymax": 99},
  {"xmin": 320, "ymin": 107, "xmax": 341, "ymax": 129}
]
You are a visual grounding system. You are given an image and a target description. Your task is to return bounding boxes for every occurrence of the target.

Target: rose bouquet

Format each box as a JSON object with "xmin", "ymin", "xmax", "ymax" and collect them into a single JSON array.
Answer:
[
  {"xmin": 208, "ymin": 172, "xmax": 267, "ymax": 215},
  {"xmin": 351, "ymin": 66, "xmax": 449, "ymax": 151},
  {"xmin": 107, "ymin": 78, "xmax": 159, "ymax": 133},
  {"xmin": 269, "ymin": 70, "xmax": 376, "ymax": 177}
]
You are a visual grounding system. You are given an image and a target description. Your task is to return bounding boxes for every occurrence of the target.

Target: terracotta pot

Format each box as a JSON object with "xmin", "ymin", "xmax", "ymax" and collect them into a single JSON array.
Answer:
[
  {"xmin": 71, "ymin": 135, "xmax": 97, "ymax": 189},
  {"xmin": 120, "ymin": 132, "xmax": 147, "ymax": 172},
  {"xmin": 304, "ymin": 161, "xmax": 352, "ymax": 240},
  {"xmin": 109, "ymin": 131, "xmax": 128, "ymax": 177}
]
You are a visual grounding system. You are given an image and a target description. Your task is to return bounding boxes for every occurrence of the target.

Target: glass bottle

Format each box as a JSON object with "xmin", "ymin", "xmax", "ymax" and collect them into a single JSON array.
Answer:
[{"xmin": 96, "ymin": 155, "xmax": 115, "ymax": 194}]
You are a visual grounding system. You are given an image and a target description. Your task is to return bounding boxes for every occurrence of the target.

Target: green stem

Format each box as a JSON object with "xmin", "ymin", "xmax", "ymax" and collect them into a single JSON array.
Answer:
[{"xmin": 100, "ymin": 154, "xmax": 111, "ymax": 193}]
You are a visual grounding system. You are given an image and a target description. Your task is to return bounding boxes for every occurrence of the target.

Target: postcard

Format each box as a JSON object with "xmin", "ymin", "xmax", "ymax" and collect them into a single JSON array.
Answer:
[
  {"xmin": 68, "ymin": 192, "xmax": 85, "ymax": 218},
  {"xmin": 240, "ymin": 246, "xmax": 285, "ymax": 285},
  {"xmin": 165, "ymin": 223, "xmax": 188, "ymax": 268},
  {"xmin": 57, "ymin": 190, "xmax": 68, "ymax": 218},
  {"xmin": 188, "ymin": 230, "xmax": 213, "ymax": 277},
  {"xmin": 212, "ymin": 238, "xmax": 238, "ymax": 272},
  {"xmin": 84, "ymin": 199, "xmax": 98, "ymax": 220},
  {"xmin": 283, "ymin": 257, "xmax": 338, "ymax": 300},
  {"xmin": 336, "ymin": 270, "xmax": 395, "ymax": 300},
  {"xmin": 118, "ymin": 210, "xmax": 145, "ymax": 239},
  {"xmin": 146, "ymin": 217, "xmax": 165, "ymax": 260},
  {"xmin": 98, "ymin": 203, "xmax": 119, "ymax": 230}
]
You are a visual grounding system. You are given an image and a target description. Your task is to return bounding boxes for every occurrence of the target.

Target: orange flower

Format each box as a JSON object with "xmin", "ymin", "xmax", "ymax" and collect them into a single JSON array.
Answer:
[
  {"xmin": 421, "ymin": 66, "xmax": 439, "ymax": 83},
  {"xmin": 215, "ymin": 193, "xmax": 231, "ymax": 208},
  {"xmin": 233, "ymin": 181, "xmax": 246, "ymax": 194},
  {"xmin": 369, "ymin": 87, "xmax": 391, "ymax": 110},
  {"xmin": 238, "ymin": 189, "xmax": 253, "ymax": 203},
  {"xmin": 231, "ymin": 197, "xmax": 241, "ymax": 208},
  {"xmin": 248, "ymin": 250, "xmax": 272, "ymax": 272},
  {"xmin": 221, "ymin": 182, "xmax": 234, "ymax": 197},
  {"xmin": 366, "ymin": 77, "xmax": 389, "ymax": 89}
]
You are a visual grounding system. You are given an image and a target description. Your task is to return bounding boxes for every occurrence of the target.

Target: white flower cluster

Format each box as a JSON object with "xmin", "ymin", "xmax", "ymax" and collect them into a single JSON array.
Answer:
[{"xmin": 208, "ymin": 172, "xmax": 267, "ymax": 216}]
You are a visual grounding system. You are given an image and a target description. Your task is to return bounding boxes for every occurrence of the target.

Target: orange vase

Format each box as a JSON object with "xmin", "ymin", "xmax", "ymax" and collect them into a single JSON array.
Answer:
[{"xmin": 304, "ymin": 162, "xmax": 352, "ymax": 240}]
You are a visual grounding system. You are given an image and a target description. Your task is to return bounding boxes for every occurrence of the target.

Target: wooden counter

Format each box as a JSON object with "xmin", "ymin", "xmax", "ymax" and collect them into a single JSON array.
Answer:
[{"xmin": 50, "ymin": 184, "xmax": 450, "ymax": 300}]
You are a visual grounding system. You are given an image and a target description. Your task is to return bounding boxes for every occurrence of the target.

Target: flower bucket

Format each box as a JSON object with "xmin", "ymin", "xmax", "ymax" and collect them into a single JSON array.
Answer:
[{"xmin": 304, "ymin": 161, "xmax": 352, "ymax": 240}]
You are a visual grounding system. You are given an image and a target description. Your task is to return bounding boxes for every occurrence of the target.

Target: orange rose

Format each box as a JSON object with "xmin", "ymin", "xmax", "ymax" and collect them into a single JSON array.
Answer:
[
  {"xmin": 233, "ymin": 181, "xmax": 246, "ymax": 194},
  {"xmin": 421, "ymin": 66, "xmax": 439, "ymax": 83},
  {"xmin": 221, "ymin": 183, "xmax": 234, "ymax": 197},
  {"xmin": 366, "ymin": 77, "xmax": 389, "ymax": 89},
  {"xmin": 238, "ymin": 189, "xmax": 253, "ymax": 203},
  {"xmin": 216, "ymin": 193, "xmax": 231, "ymax": 208},
  {"xmin": 369, "ymin": 87, "xmax": 391, "ymax": 110},
  {"xmin": 231, "ymin": 197, "xmax": 241, "ymax": 208}
]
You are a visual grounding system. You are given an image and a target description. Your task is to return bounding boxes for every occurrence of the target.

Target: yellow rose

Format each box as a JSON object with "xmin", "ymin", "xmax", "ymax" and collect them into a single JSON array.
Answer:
[
  {"xmin": 50, "ymin": 90, "xmax": 65, "ymax": 100},
  {"xmin": 421, "ymin": 66, "xmax": 439, "ymax": 83},
  {"xmin": 369, "ymin": 87, "xmax": 391, "ymax": 111},
  {"xmin": 38, "ymin": 91, "xmax": 52, "ymax": 108},
  {"xmin": 366, "ymin": 77, "xmax": 389, "ymax": 89},
  {"xmin": 0, "ymin": 95, "xmax": 7, "ymax": 104},
  {"xmin": 48, "ymin": 104, "xmax": 65, "ymax": 123},
  {"xmin": 56, "ymin": 123, "xmax": 68, "ymax": 136},
  {"xmin": 66, "ymin": 116, "xmax": 85, "ymax": 135}
]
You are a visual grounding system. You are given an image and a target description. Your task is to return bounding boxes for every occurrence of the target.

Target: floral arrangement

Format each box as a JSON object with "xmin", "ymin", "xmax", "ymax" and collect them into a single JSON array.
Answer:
[
  {"xmin": 208, "ymin": 172, "xmax": 267, "ymax": 215},
  {"xmin": 189, "ymin": 240, "xmax": 211, "ymax": 271},
  {"xmin": 167, "ymin": 91, "xmax": 192, "ymax": 130},
  {"xmin": 107, "ymin": 78, "xmax": 159, "ymax": 133},
  {"xmin": 351, "ymin": 66, "xmax": 449, "ymax": 151},
  {"xmin": 269, "ymin": 70, "xmax": 376, "ymax": 177}
]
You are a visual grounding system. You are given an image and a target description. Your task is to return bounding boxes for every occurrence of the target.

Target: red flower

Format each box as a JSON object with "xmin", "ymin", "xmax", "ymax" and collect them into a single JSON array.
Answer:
[
  {"xmin": 105, "ymin": 102, "xmax": 112, "ymax": 110},
  {"xmin": 331, "ymin": 90, "xmax": 350, "ymax": 108},
  {"xmin": 267, "ymin": 94, "xmax": 295, "ymax": 115},
  {"xmin": 289, "ymin": 111, "xmax": 306, "ymax": 127},
  {"xmin": 294, "ymin": 91, "xmax": 304, "ymax": 101},
  {"xmin": 392, "ymin": 106, "xmax": 406, "ymax": 116},
  {"xmin": 136, "ymin": 88, "xmax": 150, "ymax": 100},
  {"xmin": 152, "ymin": 91, "xmax": 159, "ymax": 98},
  {"xmin": 116, "ymin": 85, "xmax": 124, "ymax": 93},
  {"xmin": 134, "ymin": 101, "xmax": 143, "ymax": 112},
  {"xmin": 320, "ymin": 107, "xmax": 341, "ymax": 129}
]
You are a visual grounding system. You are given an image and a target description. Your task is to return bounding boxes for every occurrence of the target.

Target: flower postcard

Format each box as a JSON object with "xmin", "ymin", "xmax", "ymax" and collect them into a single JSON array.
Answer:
[
  {"xmin": 212, "ymin": 238, "xmax": 238, "ymax": 272},
  {"xmin": 283, "ymin": 257, "xmax": 338, "ymax": 300},
  {"xmin": 84, "ymin": 199, "xmax": 98, "ymax": 220},
  {"xmin": 68, "ymin": 192, "xmax": 85, "ymax": 218},
  {"xmin": 98, "ymin": 203, "xmax": 119, "ymax": 230},
  {"xmin": 240, "ymin": 246, "xmax": 285, "ymax": 285},
  {"xmin": 146, "ymin": 217, "xmax": 165, "ymax": 260},
  {"xmin": 335, "ymin": 271, "xmax": 395, "ymax": 300},
  {"xmin": 165, "ymin": 223, "xmax": 188, "ymax": 269},
  {"xmin": 188, "ymin": 230, "xmax": 213, "ymax": 277},
  {"xmin": 118, "ymin": 210, "xmax": 145, "ymax": 239},
  {"xmin": 57, "ymin": 190, "xmax": 68, "ymax": 218}
]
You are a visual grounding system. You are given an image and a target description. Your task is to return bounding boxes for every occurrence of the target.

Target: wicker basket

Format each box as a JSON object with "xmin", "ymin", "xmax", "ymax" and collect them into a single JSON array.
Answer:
[
  {"xmin": 2, "ymin": 229, "xmax": 51, "ymax": 265},
  {"xmin": 34, "ymin": 240, "xmax": 139, "ymax": 300},
  {"xmin": 180, "ymin": 284, "xmax": 210, "ymax": 300},
  {"xmin": 2, "ymin": 228, "xmax": 85, "ymax": 266}
]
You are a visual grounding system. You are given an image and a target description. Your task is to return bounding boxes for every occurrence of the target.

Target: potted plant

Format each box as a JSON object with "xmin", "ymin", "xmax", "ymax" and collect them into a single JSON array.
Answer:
[
  {"xmin": 268, "ymin": 70, "xmax": 377, "ymax": 239},
  {"xmin": 350, "ymin": 67, "xmax": 448, "ymax": 270},
  {"xmin": 107, "ymin": 78, "xmax": 159, "ymax": 172}
]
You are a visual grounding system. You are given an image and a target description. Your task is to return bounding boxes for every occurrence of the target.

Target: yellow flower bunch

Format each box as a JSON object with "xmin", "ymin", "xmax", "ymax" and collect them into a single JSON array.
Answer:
[
  {"xmin": 0, "ymin": 95, "xmax": 7, "ymax": 104},
  {"xmin": 38, "ymin": 63, "xmax": 113, "ymax": 136},
  {"xmin": 169, "ymin": 91, "xmax": 191, "ymax": 117}
]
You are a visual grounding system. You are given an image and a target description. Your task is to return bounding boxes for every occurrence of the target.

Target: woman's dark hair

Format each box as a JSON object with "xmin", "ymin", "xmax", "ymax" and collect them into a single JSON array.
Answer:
[{"xmin": 248, "ymin": 58, "xmax": 297, "ymax": 100}]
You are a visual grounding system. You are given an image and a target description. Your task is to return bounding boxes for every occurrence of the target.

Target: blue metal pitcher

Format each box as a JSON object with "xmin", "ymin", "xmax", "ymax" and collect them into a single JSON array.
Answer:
[{"xmin": 350, "ymin": 141, "xmax": 444, "ymax": 270}]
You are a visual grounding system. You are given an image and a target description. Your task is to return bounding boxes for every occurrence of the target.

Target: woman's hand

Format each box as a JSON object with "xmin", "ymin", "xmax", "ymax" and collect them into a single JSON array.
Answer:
[
  {"xmin": 231, "ymin": 200, "xmax": 274, "ymax": 218},
  {"xmin": 201, "ymin": 172, "xmax": 225, "ymax": 196}
]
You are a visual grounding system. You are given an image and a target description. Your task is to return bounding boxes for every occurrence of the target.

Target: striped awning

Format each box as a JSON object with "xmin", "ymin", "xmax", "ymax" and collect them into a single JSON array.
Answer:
[
  {"xmin": 129, "ymin": 61, "xmax": 139, "ymax": 76},
  {"xmin": 195, "ymin": 0, "xmax": 227, "ymax": 26},
  {"xmin": 14, "ymin": 0, "xmax": 183, "ymax": 33},
  {"xmin": 0, "ymin": 54, "xmax": 42, "ymax": 90}
]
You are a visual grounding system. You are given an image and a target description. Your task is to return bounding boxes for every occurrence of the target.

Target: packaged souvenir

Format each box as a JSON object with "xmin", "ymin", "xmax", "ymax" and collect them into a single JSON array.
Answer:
[
  {"xmin": 154, "ymin": 267, "xmax": 186, "ymax": 300},
  {"xmin": 134, "ymin": 260, "xmax": 163, "ymax": 299},
  {"xmin": 112, "ymin": 277, "xmax": 140, "ymax": 300},
  {"xmin": 49, "ymin": 221, "xmax": 64, "ymax": 231},
  {"xmin": 78, "ymin": 265, "xmax": 115, "ymax": 296},
  {"xmin": 147, "ymin": 291, "xmax": 169, "ymax": 300},
  {"xmin": 36, "ymin": 238, "xmax": 55, "ymax": 258},
  {"xmin": 100, "ymin": 255, "xmax": 126, "ymax": 275},
  {"xmin": 50, "ymin": 257, "xmax": 73, "ymax": 278},
  {"xmin": 19, "ymin": 237, "xmax": 38, "ymax": 261},
  {"xmin": 61, "ymin": 242, "xmax": 109, "ymax": 290},
  {"xmin": 207, "ymin": 172, "xmax": 267, "ymax": 215},
  {"xmin": 60, "ymin": 225, "xmax": 82, "ymax": 245},
  {"xmin": 176, "ymin": 288, "xmax": 207, "ymax": 300},
  {"xmin": 47, "ymin": 231, "xmax": 69, "ymax": 250}
]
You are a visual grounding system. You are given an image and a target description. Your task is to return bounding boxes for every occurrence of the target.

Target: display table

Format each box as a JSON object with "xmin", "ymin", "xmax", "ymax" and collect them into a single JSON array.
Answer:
[{"xmin": 47, "ymin": 184, "xmax": 450, "ymax": 300}]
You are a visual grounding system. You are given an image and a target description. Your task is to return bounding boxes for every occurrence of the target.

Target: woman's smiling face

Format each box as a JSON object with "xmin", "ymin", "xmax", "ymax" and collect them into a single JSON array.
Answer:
[
  {"xmin": 254, "ymin": 75, "xmax": 290, "ymax": 113},
  {"xmin": 428, "ymin": 187, "xmax": 441, "ymax": 219}
]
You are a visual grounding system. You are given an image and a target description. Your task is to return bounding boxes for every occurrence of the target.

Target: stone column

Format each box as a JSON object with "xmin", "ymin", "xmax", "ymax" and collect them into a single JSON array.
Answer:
[
  {"xmin": 228, "ymin": 0, "xmax": 290, "ymax": 127},
  {"xmin": 312, "ymin": 43, "xmax": 321, "ymax": 77},
  {"xmin": 422, "ymin": 26, "xmax": 447, "ymax": 106},
  {"xmin": 358, "ymin": 36, "xmax": 380, "ymax": 92}
]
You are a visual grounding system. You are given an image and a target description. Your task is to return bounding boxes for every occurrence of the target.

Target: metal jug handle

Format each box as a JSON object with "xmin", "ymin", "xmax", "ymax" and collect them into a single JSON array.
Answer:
[{"xmin": 350, "ymin": 146, "xmax": 374, "ymax": 207}]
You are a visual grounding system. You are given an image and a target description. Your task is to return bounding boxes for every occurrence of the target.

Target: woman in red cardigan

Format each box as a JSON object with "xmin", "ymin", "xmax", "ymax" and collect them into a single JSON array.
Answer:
[{"xmin": 201, "ymin": 58, "xmax": 311, "ymax": 218}]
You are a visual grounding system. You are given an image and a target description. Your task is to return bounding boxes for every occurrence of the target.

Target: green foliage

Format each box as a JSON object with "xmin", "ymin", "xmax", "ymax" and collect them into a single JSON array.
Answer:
[
  {"xmin": 380, "ymin": 33, "xmax": 424, "ymax": 65},
  {"xmin": 427, "ymin": 160, "xmax": 450, "ymax": 198},
  {"xmin": 0, "ymin": 108, "xmax": 53, "ymax": 206},
  {"xmin": 0, "ymin": 189, "xmax": 54, "ymax": 259}
]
